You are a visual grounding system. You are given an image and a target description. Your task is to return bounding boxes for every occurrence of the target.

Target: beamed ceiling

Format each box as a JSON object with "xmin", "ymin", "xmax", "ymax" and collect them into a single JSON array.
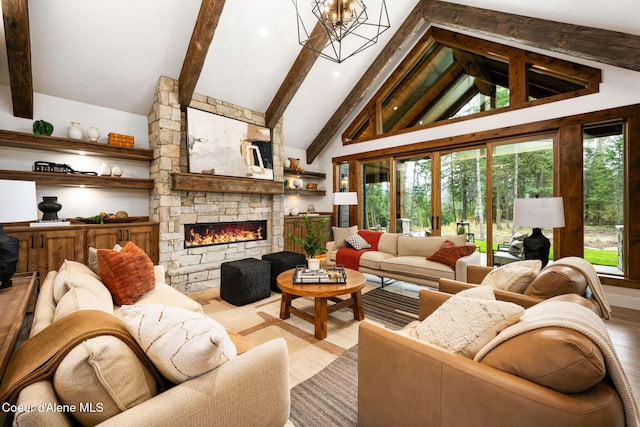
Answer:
[{"xmin": 2, "ymin": 0, "xmax": 640, "ymax": 163}]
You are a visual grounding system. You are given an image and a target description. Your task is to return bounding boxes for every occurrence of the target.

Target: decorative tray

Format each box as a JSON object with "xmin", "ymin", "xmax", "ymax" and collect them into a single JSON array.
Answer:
[{"xmin": 292, "ymin": 265, "xmax": 347, "ymax": 284}]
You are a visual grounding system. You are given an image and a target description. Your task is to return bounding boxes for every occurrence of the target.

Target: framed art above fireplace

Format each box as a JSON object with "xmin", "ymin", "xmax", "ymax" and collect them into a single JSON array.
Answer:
[{"xmin": 186, "ymin": 107, "xmax": 274, "ymax": 180}]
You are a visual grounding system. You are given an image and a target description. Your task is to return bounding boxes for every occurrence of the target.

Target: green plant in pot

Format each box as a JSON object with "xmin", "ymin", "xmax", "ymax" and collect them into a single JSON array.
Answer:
[
  {"xmin": 288, "ymin": 215, "xmax": 329, "ymax": 269},
  {"xmin": 33, "ymin": 120, "xmax": 54, "ymax": 137}
]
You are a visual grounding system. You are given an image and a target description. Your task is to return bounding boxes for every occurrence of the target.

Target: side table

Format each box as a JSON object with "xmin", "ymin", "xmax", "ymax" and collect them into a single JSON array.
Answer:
[{"xmin": 0, "ymin": 272, "xmax": 37, "ymax": 383}]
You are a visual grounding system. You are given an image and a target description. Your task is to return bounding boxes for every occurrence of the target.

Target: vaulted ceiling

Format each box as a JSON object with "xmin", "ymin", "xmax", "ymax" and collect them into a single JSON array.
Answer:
[{"xmin": 2, "ymin": 0, "xmax": 640, "ymax": 163}]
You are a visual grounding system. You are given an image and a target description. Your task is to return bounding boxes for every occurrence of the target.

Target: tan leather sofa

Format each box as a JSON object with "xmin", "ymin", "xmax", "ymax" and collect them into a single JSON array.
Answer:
[
  {"xmin": 358, "ymin": 289, "xmax": 625, "ymax": 427},
  {"xmin": 12, "ymin": 261, "xmax": 290, "ymax": 427}
]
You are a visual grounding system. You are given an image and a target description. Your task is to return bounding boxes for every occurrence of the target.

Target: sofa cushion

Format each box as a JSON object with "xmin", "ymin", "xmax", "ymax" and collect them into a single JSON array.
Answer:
[
  {"xmin": 98, "ymin": 242, "xmax": 156, "ymax": 305},
  {"xmin": 481, "ymin": 260, "xmax": 542, "ymax": 293},
  {"xmin": 358, "ymin": 251, "xmax": 396, "ymax": 270},
  {"xmin": 345, "ymin": 233, "xmax": 371, "ymax": 250},
  {"xmin": 480, "ymin": 326, "xmax": 606, "ymax": 393},
  {"xmin": 381, "ymin": 256, "xmax": 457, "ymax": 281},
  {"xmin": 398, "ymin": 234, "xmax": 466, "ymax": 258},
  {"xmin": 115, "ymin": 282, "xmax": 203, "ymax": 315},
  {"xmin": 377, "ymin": 233, "xmax": 399, "ymax": 256},
  {"xmin": 332, "ymin": 226, "xmax": 358, "ymax": 249},
  {"xmin": 121, "ymin": 304, "xmax": 237, "ymax": 384},
  {"xmin": 524, "ymin": 264, "xmax": 588, "ymax": 298},
  {"xmin": 413, "ymin": 286, "xmax": 524, "ymax": 358},
  {"xmin": 53, "ymin": 260, "xmax": 113, "ymax": 304},
  {"xmin": 53, "ymin": 335, "xmax": 158, "ymax": 426},
  {"xmin": 427, "ymin": 240, "xmax": 477, "ymax": 269},
  {"xmin": 54, "ymin": 287, "xmax": 115, "ymax": 322}
]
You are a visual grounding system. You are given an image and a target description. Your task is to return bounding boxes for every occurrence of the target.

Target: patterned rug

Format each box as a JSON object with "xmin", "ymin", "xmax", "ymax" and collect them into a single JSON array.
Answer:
[{"xmin": 289, "ymin": 288, "xmax": 419, "ymax": 427}]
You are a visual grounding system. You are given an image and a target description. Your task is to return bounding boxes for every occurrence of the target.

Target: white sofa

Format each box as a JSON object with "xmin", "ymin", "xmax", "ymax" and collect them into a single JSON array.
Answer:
[
  {"xmin": 327, "ymin": 232, "xmax": 480, "ymax": 287},
  {"xmin": 12, "ymin": 260, "xmax": 290, "ymax": 427}
]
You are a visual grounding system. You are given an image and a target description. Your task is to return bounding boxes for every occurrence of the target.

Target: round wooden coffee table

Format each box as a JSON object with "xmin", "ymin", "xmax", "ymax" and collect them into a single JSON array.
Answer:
[{"xmin": 276, "ymin": 268, "xmax": 366, "ymax": 339}]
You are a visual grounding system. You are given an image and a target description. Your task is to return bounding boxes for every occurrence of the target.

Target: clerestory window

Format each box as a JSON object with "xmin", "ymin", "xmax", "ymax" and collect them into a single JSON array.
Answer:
[{"xmin": 343, "ymin": 28, "xmax": 601, "ymax": 143}]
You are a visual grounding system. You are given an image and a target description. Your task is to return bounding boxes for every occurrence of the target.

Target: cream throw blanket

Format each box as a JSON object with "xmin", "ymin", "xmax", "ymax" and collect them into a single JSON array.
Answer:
[
  {"xmin": 475, "ymin": 300, "xmax": 639, "ymax": 427},
  {"xmin": 551, "ymin": 256, "xmax": 612, "ymax": 320}
]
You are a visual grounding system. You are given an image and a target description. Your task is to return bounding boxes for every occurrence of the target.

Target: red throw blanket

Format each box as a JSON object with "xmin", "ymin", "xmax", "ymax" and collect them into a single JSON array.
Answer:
[{"xmin": 336, "ymin": 247, "xmax": 369, "ymax": 270}]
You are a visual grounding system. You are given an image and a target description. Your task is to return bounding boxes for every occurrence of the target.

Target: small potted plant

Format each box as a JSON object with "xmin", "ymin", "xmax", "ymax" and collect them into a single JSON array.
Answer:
[
  {"xmin": 288, "ymin": 215, "xmax": 330, "ymax": 270},
  {"xmin": 32, "ymin": 120, "xmax": 54, "ymax": 137}
]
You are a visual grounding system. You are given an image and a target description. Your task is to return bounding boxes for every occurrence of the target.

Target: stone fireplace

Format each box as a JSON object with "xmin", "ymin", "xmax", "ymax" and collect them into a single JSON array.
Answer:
[{"xmin": 148, "ymin": 76, "xmax": 284, "ymax": 293}]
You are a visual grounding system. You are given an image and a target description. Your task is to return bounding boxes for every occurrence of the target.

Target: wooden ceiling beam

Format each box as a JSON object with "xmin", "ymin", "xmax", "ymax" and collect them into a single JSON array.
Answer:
[
  {"xmin": 178, "ymin": 0, "xmax": 226, "ymax": 109},
  {"xmin": 266, "ymin": 22, "xmax": 328, "ymax": 130},
  {"xmin": 2, "ymin": 0, "xmax": 33, "ymax": 119},
  {"xmin": 421, "ymin": 0, "xmax": 640, "ymax": 73},
  {"xmin": 306, "ymin": 4, "xmax": 428, "ymax": 163}
]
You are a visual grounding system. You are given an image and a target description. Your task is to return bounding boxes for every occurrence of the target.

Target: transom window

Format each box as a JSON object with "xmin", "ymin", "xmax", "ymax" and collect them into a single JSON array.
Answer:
[{"xmin": 344, "ymin": 28, "xmax": 601, "ymax": 143}]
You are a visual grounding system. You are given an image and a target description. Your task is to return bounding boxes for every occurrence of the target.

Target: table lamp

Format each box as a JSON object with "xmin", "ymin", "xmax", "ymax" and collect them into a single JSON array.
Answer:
[
  {"xmin": 0, "ymin": 180, "xmax": 38, "ymax": 288},
  {"xmin": 513, "ymin": 196, "xmax": 564, "ymax": 267},
  {"xmin": 332, "ymin": 192, "xmax": 358, "ymax": 228}
]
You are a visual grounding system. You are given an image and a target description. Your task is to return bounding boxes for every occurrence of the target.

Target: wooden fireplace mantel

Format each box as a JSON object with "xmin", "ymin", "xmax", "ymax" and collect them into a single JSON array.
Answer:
[{"xmin": 171, "ymin": 172, "xmax": 284, "ymax": 195}]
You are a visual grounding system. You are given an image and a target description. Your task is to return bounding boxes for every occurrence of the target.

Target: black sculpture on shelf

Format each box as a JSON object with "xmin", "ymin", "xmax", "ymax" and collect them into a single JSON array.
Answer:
[{"xmin": 38, "ymin": 196, "xmax": 62, "ymax": 221}]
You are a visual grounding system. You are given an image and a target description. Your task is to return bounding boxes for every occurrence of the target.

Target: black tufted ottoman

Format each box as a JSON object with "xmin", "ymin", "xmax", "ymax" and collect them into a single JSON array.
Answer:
[
  {"xmin": 262, "ymin": 251, "xmax": 307, "ymax": 293},
  {"xmin": 220, "ymin": 258, "xmax": 271, "ymax": 306}
]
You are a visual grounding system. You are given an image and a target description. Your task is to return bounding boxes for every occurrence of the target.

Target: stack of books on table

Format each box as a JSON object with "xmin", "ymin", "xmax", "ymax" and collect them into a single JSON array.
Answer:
[{"xmin": 294, "ymin": 268, "xmax": 330, "ymax": 283}]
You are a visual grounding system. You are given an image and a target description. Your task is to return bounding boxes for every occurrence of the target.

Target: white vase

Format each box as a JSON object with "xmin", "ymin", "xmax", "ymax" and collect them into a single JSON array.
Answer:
[
  {"xmin": 111, "ymin": 165, "xmax": 123, "ymax": 177},
  {"xmin": 290, "ymin": 208, "xmax": 299, "ymax": 216},
  {"xmin": 68, "ymin": 122, "xmax": 83, "ymax": 140},
  {"xmin": 88, "ymin": 126, "xmax": 100, "ymax": 142},
  {"xmin": 293, "ymin": 179, "xmax": 303, "ymax": 188},
  {"xmin": 99, "ymin": 162, "xmax": 111, "ymax": 176},
  {"xmin": 307, "ymin": 258, "xmax": 321, "ymax": 271}
]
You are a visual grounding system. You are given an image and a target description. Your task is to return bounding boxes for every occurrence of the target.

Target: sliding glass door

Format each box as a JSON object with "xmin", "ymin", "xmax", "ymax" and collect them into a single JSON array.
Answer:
[
  {"xmin": 394, "ymin": 156, "xmax": 432, "ymax": 235},
  {"xmin": 362, "ymin": 161, "xmax": 391, "ymax": 231}
]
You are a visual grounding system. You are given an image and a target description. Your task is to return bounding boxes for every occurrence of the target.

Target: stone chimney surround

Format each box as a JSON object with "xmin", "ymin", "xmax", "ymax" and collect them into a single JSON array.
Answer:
[{"xmin": 148, "ymin": 76, "xmax": 284, "ymax": 293}]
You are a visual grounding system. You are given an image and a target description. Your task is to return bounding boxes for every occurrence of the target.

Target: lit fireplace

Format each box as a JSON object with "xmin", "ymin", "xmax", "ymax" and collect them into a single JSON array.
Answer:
[{"xmin": 184, "ymin": 220, "xmax": 267, "ymax": 248}]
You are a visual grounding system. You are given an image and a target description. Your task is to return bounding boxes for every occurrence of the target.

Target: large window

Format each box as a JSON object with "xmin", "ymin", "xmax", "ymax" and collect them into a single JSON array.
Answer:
[
  {"xmin": 362, "ymin": 161, "xmax": 390, "ymax": 231},
  {"xmin": 490, "ymin": 137, "xmax": 555, "ymax": 263},
  {"xmin": 583, "ymin": 123, "xmax": 624, "ymax": 275},
  {"xmin": 394, "ymin": 156, "xmax": 432, "ymax": 235}
]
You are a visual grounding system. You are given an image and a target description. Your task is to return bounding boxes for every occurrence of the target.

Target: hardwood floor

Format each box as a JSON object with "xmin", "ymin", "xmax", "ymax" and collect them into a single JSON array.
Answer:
[{"xmin": 379, "ymin": 278, "xmax": 640, "ymax": 397}]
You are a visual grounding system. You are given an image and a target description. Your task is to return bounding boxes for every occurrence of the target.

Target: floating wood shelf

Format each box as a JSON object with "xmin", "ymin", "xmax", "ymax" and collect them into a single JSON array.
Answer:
[
  {"xmin": 284, "ymin": 188, "xmax": 326, "ymax": 196},
  {"xmin": 0, "ymin": 170, "xmax": 154, "ymax": 189},
  {"xmin": 0, "ymin": 129, "xmax": 153, "ymax": 161},
  {"xmin": 172, "ymin": 173, "xmax": 285, "ymax": 195},
  {"xmin": 284, "ymin": 167, "xmax": 326, "ymax": 179}
]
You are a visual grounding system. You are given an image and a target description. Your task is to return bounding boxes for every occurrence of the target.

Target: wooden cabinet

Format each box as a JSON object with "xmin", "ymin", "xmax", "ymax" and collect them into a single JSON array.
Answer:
[
  {"xmin": 284, "ymin": 215, "xmax": 332, "ymax": 255},
  {"xmin": 85, "ymin": 223, "xmax": 159, "ymax": 264},
  {"xmin": 11, "ymin": 227, "xmax": 85, "ymax": 280},
  {"xmin": 7, "ymin": 222, "xmax": 159, "ymax": 279}
]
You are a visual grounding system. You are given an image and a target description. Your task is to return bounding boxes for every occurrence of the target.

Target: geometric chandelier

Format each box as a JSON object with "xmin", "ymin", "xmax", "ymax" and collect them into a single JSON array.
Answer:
[{"xmin": 293, "ymin": 0, "xmax": 390, "ymax": 63}]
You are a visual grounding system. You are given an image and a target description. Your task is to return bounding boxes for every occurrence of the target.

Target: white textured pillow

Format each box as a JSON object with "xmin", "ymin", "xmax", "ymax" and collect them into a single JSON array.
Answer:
[
  {"xmin": 413, "ymin": 286, "xmax": 524, "ymax": 358},
  {"xmin": 481, "ymin": 260, "xmax": 542, "ymax": 293},
  {"xmin": 344, "ymin": 233, "xmax": 371, "ymax": 250},
  {"xmin": 332, "ymin": 226, "xmax": 358, "ymax": 249},
  {"xmin": 120, "ymin": 304, "xmax": 237, "ymax": 383}
]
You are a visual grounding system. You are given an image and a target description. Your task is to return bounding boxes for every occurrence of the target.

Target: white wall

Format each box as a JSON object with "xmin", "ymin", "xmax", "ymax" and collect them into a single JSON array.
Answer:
[{"xmin": 0, "ymin": 85, "xmax": 150, "ymax": 218}]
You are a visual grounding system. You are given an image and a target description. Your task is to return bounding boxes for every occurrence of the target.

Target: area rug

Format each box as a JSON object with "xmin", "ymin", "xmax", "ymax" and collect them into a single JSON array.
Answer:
[{"xmin": 288, "ymin": 288, "xmax": 419, "ymax": 427}]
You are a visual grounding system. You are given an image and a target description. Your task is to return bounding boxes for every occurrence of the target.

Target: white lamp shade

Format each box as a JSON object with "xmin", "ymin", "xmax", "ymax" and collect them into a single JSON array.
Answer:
[
  {"xmin": 513, "ymin": 197, "xmax": 565, "ymax": 228},
  {"xmin": 332, "ymin": 192, "xmax": 358, "ymax": 206},
  {"xmin": 0, "ymin": 180, "xmax": 38, "ymax": 223}
]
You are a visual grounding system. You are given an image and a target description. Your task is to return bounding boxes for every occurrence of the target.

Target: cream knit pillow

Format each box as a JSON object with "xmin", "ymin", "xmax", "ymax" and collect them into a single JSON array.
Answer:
[
  {"xmin": 481, "ymin": 260, "xmax": 542, "ymax": 293},
  {"xmin": 121, "ymin": 304, "xmax": 237, "ymax": 383},
  {"xmin": 413, "ymin": 286, "xmax": 524, "ymax": 358}
]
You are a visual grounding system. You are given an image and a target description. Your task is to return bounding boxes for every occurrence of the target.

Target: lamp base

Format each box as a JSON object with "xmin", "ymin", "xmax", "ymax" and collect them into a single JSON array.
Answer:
[
  {"xmin": 523, "ymin": 227, "xmax": 551, "ymax": 268},
  {"xmin": 0, "ymin": 225, "xmax": 20, "ymax": 288}
]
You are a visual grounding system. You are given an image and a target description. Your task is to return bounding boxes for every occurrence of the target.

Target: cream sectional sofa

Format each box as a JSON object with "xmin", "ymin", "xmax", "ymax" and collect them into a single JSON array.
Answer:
[
  {"xmin": 12, "ymin": 260, "xmax": 290, "ymax": 427},
  {"xmin": 327, "ymin": 232, "xmax": 480, "ymax": 287}
]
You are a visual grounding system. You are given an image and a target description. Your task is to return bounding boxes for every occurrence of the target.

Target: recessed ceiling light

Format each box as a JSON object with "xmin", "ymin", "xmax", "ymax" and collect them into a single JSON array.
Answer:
[
  {"xmin": 259, "ymin": 27, "xmax": 268, "ymax": 38},
  {"xmin": 332, "ymin": 70, "xmax": 340, "ymax": 78}
]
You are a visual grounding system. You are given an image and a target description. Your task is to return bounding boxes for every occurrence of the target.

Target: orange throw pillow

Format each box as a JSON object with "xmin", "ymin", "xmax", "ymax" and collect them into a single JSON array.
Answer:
[
  {"xmin": 98, "ymin": 242, "xmax": 155, "ymax": 305},
  {"xmin": 427, "ymin": 240, "xmax": 476, "ymax": 270}
]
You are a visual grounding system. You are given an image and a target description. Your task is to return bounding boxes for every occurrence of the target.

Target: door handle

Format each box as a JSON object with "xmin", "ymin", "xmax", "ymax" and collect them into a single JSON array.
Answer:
[
  {"xmin": 31, "ymin": 234, "xmax": 35, "ymax": 248},
  {"xmin": 40, "ymin": 235, "xmax": 44, "ymax": 248}
]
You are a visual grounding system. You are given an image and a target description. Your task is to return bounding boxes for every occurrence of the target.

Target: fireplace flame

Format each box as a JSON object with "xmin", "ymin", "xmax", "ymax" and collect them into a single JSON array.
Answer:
[{"xmin": 185, "ymin": 222, "xmax": 265, "ymax": 247}]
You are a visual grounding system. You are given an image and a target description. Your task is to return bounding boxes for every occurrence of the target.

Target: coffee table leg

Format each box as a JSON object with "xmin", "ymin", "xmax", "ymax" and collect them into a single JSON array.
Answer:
[
  {"xmin": 280, "ymin": 292, "xmax": 292, "ymax": 319},
  {"xmin": 352, "ymin": 290, "xmax": 364, "ymax": 320},
  {"xmin": 314, "ymin": 297, "xmax": 328, "ymax": 339}
]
